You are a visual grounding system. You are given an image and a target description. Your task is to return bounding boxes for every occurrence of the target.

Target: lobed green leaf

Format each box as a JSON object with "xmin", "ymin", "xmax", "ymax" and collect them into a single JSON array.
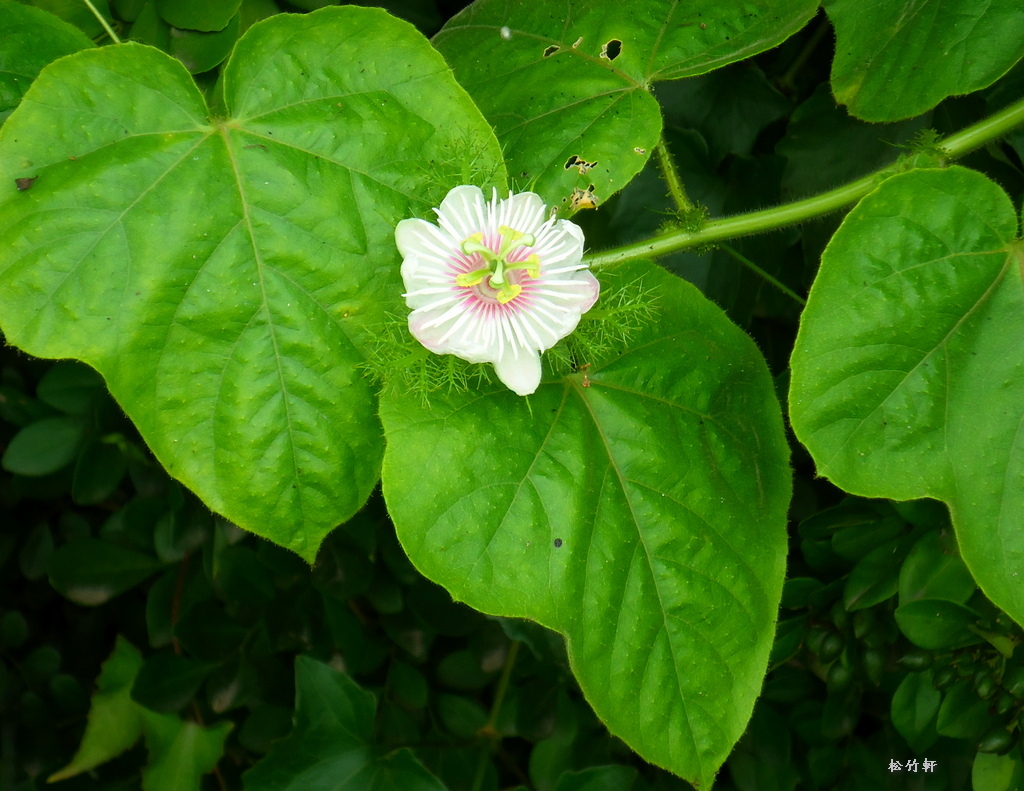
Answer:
[
  {"xmin": 433, "ymin": 0, "xmax": 817, "ymax": 211},
  {"xmin": 0, "ymin": 7, "xmax": 505, "ymax": 561},
  {"xmin": 790, "ymin": 167, "xmax": 1024, "ymax": 626},
  {"xmin": 381, "ymin": 259, "xmax": 791, "ymax": 787},
  {"xmin": 825, "ymin": 0, "xmax": 1024, "ymax": 121}
]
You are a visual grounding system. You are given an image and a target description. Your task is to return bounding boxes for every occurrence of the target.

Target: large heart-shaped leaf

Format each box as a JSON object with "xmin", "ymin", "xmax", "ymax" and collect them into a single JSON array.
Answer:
[
  {"xmin": 380, "ymin": 260, "xmax": 791, "ymax": 787},
  {"xmin": 0, "ymin": 0, "xmax": 93, "ymax": 125},
  {"xmin": 0, "ymin": 7, "xmax": 504, "ymax": 561},
  {"xmin": 433, "ymin": 0, "xmax": 817, "ymax": 211},
  {"xmin": 824, "ymin": 0, "xmax": 1024, "ymax": 121},
  {"xmin": 789, "ymin": 166, "xmax": 1024, "ymax": 625}
]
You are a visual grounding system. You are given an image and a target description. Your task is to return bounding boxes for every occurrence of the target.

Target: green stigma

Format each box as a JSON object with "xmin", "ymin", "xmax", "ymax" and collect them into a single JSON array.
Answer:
[{"xmin": 457, "ymin": 225, "xmax": 540, "ymax": 301}]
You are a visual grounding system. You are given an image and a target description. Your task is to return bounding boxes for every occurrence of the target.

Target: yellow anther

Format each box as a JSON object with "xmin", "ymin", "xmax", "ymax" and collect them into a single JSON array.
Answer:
[
  {"xmin": 460, "ymin": 232, "xmax": 490, "ymax": 257},
  {"xmin": 496, "ymin": 284, "xmax": 522, "ymax": 304},
  {"xmin": 456, "ymin": 268, "xmax": 490, "ymax": 287}
]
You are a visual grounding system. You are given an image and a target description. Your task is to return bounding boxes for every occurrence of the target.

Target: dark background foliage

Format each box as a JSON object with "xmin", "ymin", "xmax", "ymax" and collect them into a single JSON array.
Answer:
[{"xmin": 3, "ymin": 0, "xmax": 1024, "ymax": 789}]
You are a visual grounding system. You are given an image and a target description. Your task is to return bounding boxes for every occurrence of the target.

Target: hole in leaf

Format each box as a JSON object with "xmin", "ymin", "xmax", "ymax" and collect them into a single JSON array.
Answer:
[
  {"xmin": 543, "ymin": 45, "xmax": 560, "ymax": 57},
  {"xmin": 563, "ymin": 155, "xmax": 597, "ymax": 175},
  {"xmin": 600, "ymin": 39, "xmax": 622, "ymax": 60}
]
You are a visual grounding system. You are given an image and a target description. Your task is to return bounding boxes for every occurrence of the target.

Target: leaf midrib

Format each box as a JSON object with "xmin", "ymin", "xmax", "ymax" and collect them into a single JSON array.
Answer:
[
  {"xmin": 817, "ymin": 250, "xmax": 1013, "ymax": 477},
  {"xmin": 219, "ymin": 125, "xmax": 308, "ymax": 552},
  {"xmin": 567, "ymin": 377, "xmax": 704, "ymax": 776}
]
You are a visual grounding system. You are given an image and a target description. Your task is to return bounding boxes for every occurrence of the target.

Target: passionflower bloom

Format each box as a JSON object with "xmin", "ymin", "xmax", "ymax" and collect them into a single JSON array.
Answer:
[{"xmin": 395, "ymin": 186, "xmax": 600, "ymax": 396}]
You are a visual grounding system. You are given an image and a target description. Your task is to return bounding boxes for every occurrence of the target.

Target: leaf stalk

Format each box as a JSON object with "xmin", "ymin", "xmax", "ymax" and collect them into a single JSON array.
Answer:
[
  {"xmin": 82, "ymin": 0, "xmax": 121, "ymax": 44},
  {"xmin": 470, "ymin": 640, "xmax": 520, "ymax": 791}
]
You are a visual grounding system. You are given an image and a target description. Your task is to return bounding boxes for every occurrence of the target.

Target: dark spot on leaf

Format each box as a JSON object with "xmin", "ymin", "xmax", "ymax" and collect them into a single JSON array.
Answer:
[
  {"xmin": 600, "ymin": 39, "xmax": 622, "ymax": 60},
  {"xmin": 553, "ymin": 538, "xmax": 563, "ymax": 548},
  {"xmin": 543, "ymin": 45, "xmax": 560, "ymax": 57},
  {"xmin": 244, "ymin": 144, "xmax": 267, "ymax": 150},
  {"xmin": 15, "ymin": 177, "xmax": 37, "ymax": 191}
]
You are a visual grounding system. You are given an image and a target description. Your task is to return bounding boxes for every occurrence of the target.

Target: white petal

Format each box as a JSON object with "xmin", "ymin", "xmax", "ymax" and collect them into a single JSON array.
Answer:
[
  {"xmin": 521, "ymin": 302, "xmax": 579, "ymax": 350},
  {"xmin": 498, "ymin": 191, "xmax": 547, "ymax": 235},
  {"xmin": 493, "ymin": 347, "xmax": 542, "ymax": 396},
  {"xmin": 396, "ymin": 219, "xmax": 454, "ymax": 270},
  {"xmin": 403, "ymin": 289, "xmax": 461, "ymax": 312},
  {"xmin": 409, "ymin": 303, "xmax": 494, "ymax": 364},
  {"xmin": 436, "ymin": 185, "xmax": 487, "ymax": 241},
  {"xmin": 534, "ymin": 227, "xmax": 583, "ymax": 273},
  {"xmin": 575, "ymin": 270, "xmax": 600, "ymax": 312},
  {"xmin": 554, "ymin": 218, "xmax": 586, "ymax": 245},
  {"xmin": 543, "ymin": 263, "xmax": 589, "ymax": 275}
]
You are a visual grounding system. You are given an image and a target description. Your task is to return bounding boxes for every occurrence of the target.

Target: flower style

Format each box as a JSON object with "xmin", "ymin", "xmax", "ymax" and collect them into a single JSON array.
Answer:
[{"xmin": 395, "ymin": 186, "xmax": 600, "ymax": 396}]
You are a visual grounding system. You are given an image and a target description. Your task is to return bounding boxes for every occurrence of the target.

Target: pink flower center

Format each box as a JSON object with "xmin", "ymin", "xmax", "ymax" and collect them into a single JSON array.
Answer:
[{"xmin": 454, "ymin": 225, "xmax": 541, "ymax": 305}]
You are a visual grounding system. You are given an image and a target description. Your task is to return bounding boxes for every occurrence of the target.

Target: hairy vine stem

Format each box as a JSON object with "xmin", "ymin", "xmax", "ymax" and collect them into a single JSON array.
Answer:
[
  {"xmin": 654, "ymin": 137, "xmax": 695, "ymax": 213},
  {"xmin": 655, "ymin": 133, "xmax": 808, "ymax": 304},
  {"xmin": 584, "ymin": 95, "xmax": 1024, "ymax": 270}
]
